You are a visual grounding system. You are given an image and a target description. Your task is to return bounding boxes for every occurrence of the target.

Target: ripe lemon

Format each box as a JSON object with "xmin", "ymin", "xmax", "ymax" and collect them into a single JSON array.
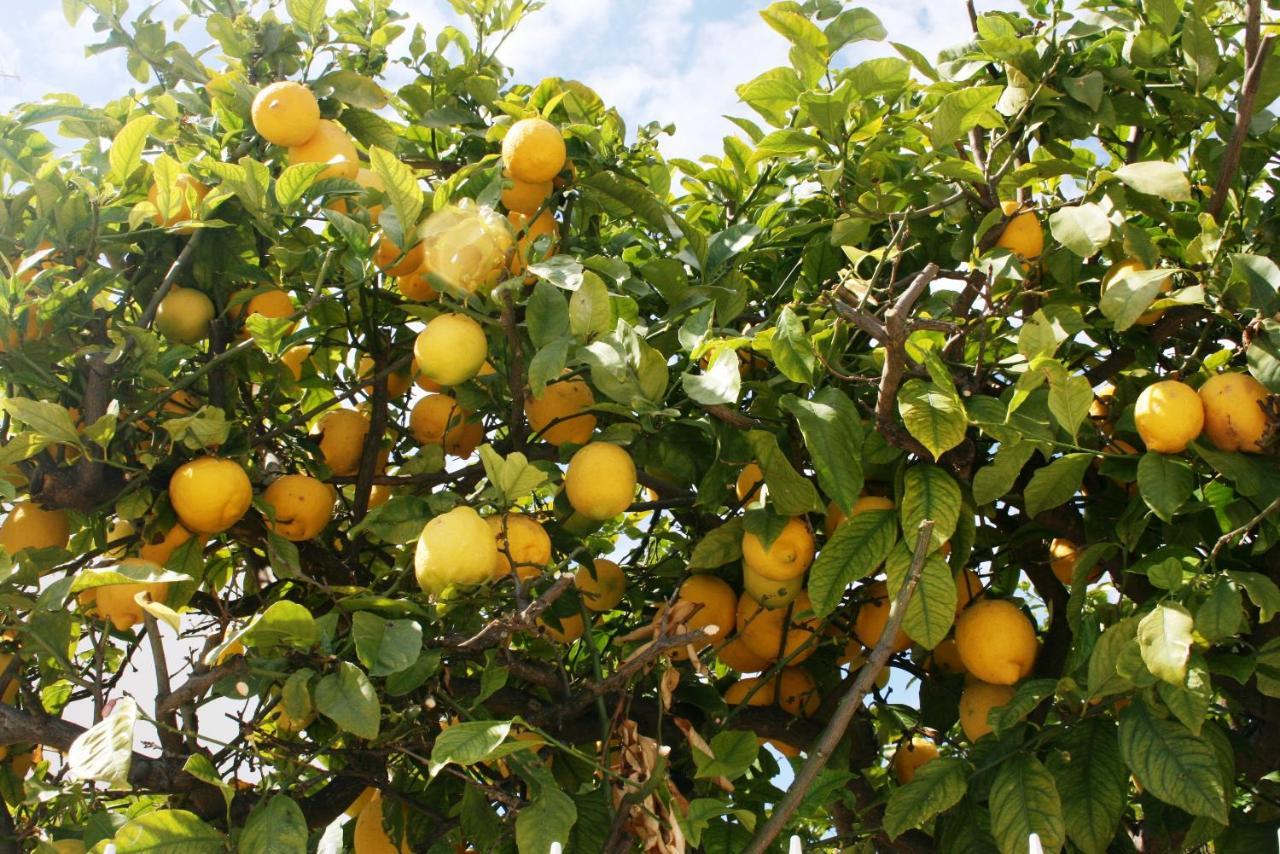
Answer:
[
  {"xmin": 1091, "ymin": 383, "xmax": 1116, "ymax": 434},
  {"xmin": 564, "ymin": 442, "xmax": 637, "ymax": 520},
  {"xmin": 735, "ymin": 463, "xmax": 764, "ymax": 505},
  {"xmin": 663, "ymin": 575, "xmax": 737, "ymax": 657},
  {"xmin": 105, "ymin": 518, "xmax": 135, "ymax": 558},
  {"xmin": 959, "ymin": 679, "xmax": 1015, "ymax": 741},
  {"xmin": 410, "ymin": 394, "xmax": 483, "ymax": 457},
  {"xmin": 718, "ymin": 634, "xmax": 770, "ymax": 673},
  {"xmin": 288, "ymin": 119, "xmax": 359, "ymax": 181},
  {"xmin": 414, "ymin": 313, "xmax": 487, "ymax": 387},
  {"xmin": 414, "ymin": 506, "xmax": 497, "ymax": 596},
  {"xmin": 0, "ymin": 651, "xmax": 18, "ymax": 703},
  {"xmin": 237, "ymin": 288, "xmax": 296, "ymax": 334},
  {"xmin": 995, "ymin": 200, "xmax": 1043, "ymax": 261},
  {"xmin": 891, "ymin": 736, "xmax": 939, "ymax": 784},
  {"xmin": 312, "ymin": 408, "xmax": 371, "ymax": 475},
  {"xmin": 852, "ymin": 580, "xmax": 913, "ymax": 653},
  {"xmin": 357, "ymin": 356, "xmax": 411, "ymax": 399},
  {"xmin": 575, "ymin": 557, "xmax": 625, "ymax": 611},
  {"xmin": 345, "ymin": 786, "xmax": 378, "ymax": 819},
  {"xmin": 539, "ymin": 609, "xmax": 584, "ymax": 644},
  {"xmin": 776, "ymin": 667, "xmax": 819, "ymax": 717},
  {"xmin": 280, "ymin": 345, "xmax": 313, "ymax": 381},
  {"xmin": 1102, "ymin": 259, "xmax": 1172, "ymax": 325},
  {"xmin": 0, "ymin": 501, "xmax": 70, "ymax": 555},
  {"xmin": 1049, "ymin": 537, "xmax": 1081, "ymax": 585},
  {"xmin": 1134, "ymin": 379, "xmax": 1204, "ymax": 453},
  {"xmin": 154, "ymin": 286, "xmax": 215, "ymax": 345},
  {"xmin": 138, "ymin": 523, "xmax": 200, "ymax": 566},
  {"xmin": 501, "ymin": 117, "xmax": 567, "ymax": 183},
  {"xmin": 169, "ymin": 456, "xmax": 253, "ymax": 534},
  {"xmin": 737, "ymin": 590, "xmax": 819, "ymax": 665},
  {"xmin": 353, "ymin": 789, "xmax": 410, "ymax": 854},
  {"xmin": 500, "ymin": 172, "xmax": 553, "ymax": 216},
  {"xmin": 396, "ymin": 268, "xmax": 437, "ymax": 302},
  {"xmin": 824, "ymin": 494, "xmax": 895, "ymax": 537},
  {"xmin": 373, "ymin": 234, "xmax": 425, "ymax": 277},
  {"xmin": 525, "ymin": 377, "xmax": 596, "ymax": 446},
  {"xmin": 148, "ymin": 174, "xmax": 208, "ymax": 231},
  {"xmin": 954, "ymin": 567, "xmax": 983, "ymax": 613},
  {"xmin": 88, "ymin": 559, "xmax": 170, "ymax": 631},
  {"xmin": 742, "ymin": 517, "xmax": 815, "ymax": 582},
  {"xmin": 417, "ymin": 202, "xmax": 514, "ymax": 294},
  {"xmin": 743, "ymin": 563, "xmax": 803, "ymax": 609},
  {"xmin": 927, "ymin": 637, "xmax": 966, "ymax": 675},
  {"xmin": 954, "ymin": 598, "xmax": 1037, "ymax": 685},
  {"xmin": 261, "ymin": 474, "xmax": 335, "ymax": 541},
  {"xmin": 251, "ymin": 81, "xmax": 320, "ymax": 147},
  {"xmin": 1199, "ymin": 371, "xmax": 1271, "ymax": 453},
  {"xmin": 486, "ymin": 513, "xmax": 551, "ymax": 581},
  {"xmin": 508, "ymin": 209, "xmax": 558, "ymax": 275},
  {"xmin": 723, "ymin": 676, "xmax": 775, "ymax": 707}
]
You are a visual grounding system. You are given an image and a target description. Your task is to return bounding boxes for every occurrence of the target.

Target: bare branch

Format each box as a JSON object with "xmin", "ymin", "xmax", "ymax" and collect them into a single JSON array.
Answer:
[{"xmin": 1209, "ymin": 0, "xmax": 1273, "ymax": 219}]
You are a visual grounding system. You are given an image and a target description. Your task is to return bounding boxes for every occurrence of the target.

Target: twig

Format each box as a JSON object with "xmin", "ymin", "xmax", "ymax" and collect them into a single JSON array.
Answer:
[
  {"xmin": 742, "ymin": 518, "xmax": 935, "ymax": 854},
  {"xmin": 440, "ymin": 575, "xmax": 575, "ymax": 652},
  {"xmin": 156, "ymin": 657, "xmax": 248, "ymax": 719},
  {"xmin": 1208, "ymin": 494, "xmax": 1280, "ymax": 563},
  {"xmin": 500, "ymin": 290, "xmax": 528, "ymax": 451},
  {"xmin": 1209, "ymin": 0, "xmax": 1273, "ymax": 218},
  {"xmin": 138, "ymin": 230, "xmax": 205, "ymax": 328},
  {"xmin": 142, "ymin": 613, "xmax": 183, "ymax": 756}
]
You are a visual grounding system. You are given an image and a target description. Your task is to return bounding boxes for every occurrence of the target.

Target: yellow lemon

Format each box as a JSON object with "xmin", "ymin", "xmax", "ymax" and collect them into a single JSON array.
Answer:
[
  {"xmin": 995, "ymin": 200, "xmax": 1043, "ymax": 261},
  {"xmin": 414, "ymin": 313, "xmax": 487, "ymax": 387},
  {"xmin": 373, "ymin": 234, "xmax": 425, "ymax": 277},
  {"xmin": 735, "ymin": 463, "xmax": 764, "ymax": 504},
  {"xmin": 353, "ymin": 789, "xmax": 410, "ymax": 854},
  {"xmin": 737, "ymin": 591, "xmax": 819, "ymax": 665},
  {"xmin": 1199, "ymin": 371, "xmax": 1271, "ymax": 453},
  {"xmin": 663, "ymin": 575, "xmax": 737, "ymax": 656},
  {"xmin": 261, "ymin": 474, "xmax": 335, "ymax": 541},
  {"xmin": 776, "ymin": 667, "xmax": 819, "ymax": 717},
  {"xmin": 718, "ymin": 634, "xmax": 771, "ymax": 673},
  {"xmin": 154, "ymin": 286, "xmax": 215, "ymax": 345},
  {"xmin": 575, "ymin": 558, "xmax": 625, "ymax": 611},
  {"xmin": 891, "ymin": 736, "xmax": 939, "ymax": 784},
  {"xmin": 1134, "ymin": 379, "xmax": 1204, "ymax": 453},
  {"xmin": 168, "ymin": 456, "xmax": 253, "ymax": 534},
  {"xmin": 312, "ymin": 408, "xmax": 371, "ymax": 476},
  {"xmin": 0, "ymin": 501, "xmax": 70, "ymax": 555},
  {"xmin": 138, "ymin": 523, "xmax": 201, "ymax": 566},
  {"xmin": 525, "ymin": 376, "xmax": 596, "ymax": 446},
  {"xmin": 927, "ymin": 637, "xmax": 966, "ymax": 675},
  {"xmin": 539, "ymin": 610, "xmax": 584, "ymax": 644},
  {"xmin": 564, "ymin": 443, "xmax": 637, "ymax": 520},
  {"xmin": 954, "ymin": 567, "xmax": 983, "ymax": 613},
  {"xmin": 288, "ymin": 119, "xmax": 359, "ymax": 181},
  {"xmin": 852, "ymin": 580, "xmax": 913, "ymax": 653},
  {"xmin": 508, "ymin": 209, "xmax": 558, "ymax": 275},
  {"xmin": 87, "ymin": 559, "xmax": 170, "ymax": 631},
  {"xmin": 824, "ymin": 495, "xmax": 894, "ymax": 538},
  {"xmin": 954, "ymin": 599, "xmax": 1037, "ymax": 685},
  {"xmin": 741, "ymin": 517, "xmax": 815, "ymax": 582},
  {"xmin": 1049, "ymin": 537, "xmax": 1081, "ymax": 585},
  {"xmin": 487, "ymin": 513, "xmax": 551, "ymax": 581},
  {"xmin": 959, "ymin": 680, "xmax": 1016, "ymax": 741},
  {"xmin": 396, "ymin": 268, "xmax": 437, "ymax": 302},
  {"xmin": 358, "ymin": 355, "xmax": 412, "ymax": 399},
  {"xmin": 414, "ymin": 506, "xmax": 497, "ymax": 596},
  {"xmin": 280, "ymin": 345, "xmax": 313, "ymax": 381},
  {"xmin": 500, "ymin": 172, "xmax": 553, "ymax": 216},
  {"xmin": 501, "ymin": 117, "xmax": 567, "ymax": 183},
  {"xmin": 251, "ymin": 81, "xmax": 320, "ymax": 147},
  {"xmin": 723, "ymin": 676, "xmax": 775, "ymax": 707},
  {"xmin": 742, "ymin": 563, "xmax": 802, "ymax": 609},
  {"xmin": 148, "ymin": 174, "xmax": 208, "ymax": 231},
  {"xmin": 409, "ymin": 394, "xmax": 483, "ymax": 458}
]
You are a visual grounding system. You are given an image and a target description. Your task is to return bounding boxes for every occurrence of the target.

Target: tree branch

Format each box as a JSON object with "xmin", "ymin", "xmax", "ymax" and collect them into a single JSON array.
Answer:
[{"xmin": 1209, "ymin": 0, "xmax": 1273, "ymax": 219}]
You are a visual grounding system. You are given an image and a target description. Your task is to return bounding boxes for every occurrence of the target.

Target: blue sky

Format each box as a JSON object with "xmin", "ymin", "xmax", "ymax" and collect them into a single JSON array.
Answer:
[{"xmin": 0, "ymin": 0, "xmax": 999, "ymax": 160}]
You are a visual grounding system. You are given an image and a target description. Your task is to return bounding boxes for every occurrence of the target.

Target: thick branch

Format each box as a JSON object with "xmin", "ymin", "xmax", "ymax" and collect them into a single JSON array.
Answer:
[
  {"xmin": 156, "ymin": 657, "xmax": 248, "ymax": 719},
  {"xmin": 1208, "ymin": 0, "xmax": 1273, "ymax": 219}
]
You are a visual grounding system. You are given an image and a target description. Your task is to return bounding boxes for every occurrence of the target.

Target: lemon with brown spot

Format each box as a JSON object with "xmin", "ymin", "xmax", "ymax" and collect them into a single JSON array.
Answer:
[
  {"xmin": 261, "ymin": 474, "xmax": 335, "ymax": 541},
  {"xmin": 891, "ymin": 736, "xmax": 939, "ymax": 784},
  {"xmin": 959, "ymin": 680, "xmax": 1016, "ymax": 741},
  {"xmin": 742, "ymin": 563, "xmax": 802, "ymax": 609},
  {"xmin": 487, "ymin": 513, "xmax": 551, "ymax": 581},
  {"xmin": 312, "ymin": 408, "xmax": 371, "ymax": 476},
  {"xmin": 1199, "ymin": 371, "xmax": 1271, "ymax": 453},
  {"xmin": 525, "ymin": 376, "xmax": 596, "ymax": 446}
]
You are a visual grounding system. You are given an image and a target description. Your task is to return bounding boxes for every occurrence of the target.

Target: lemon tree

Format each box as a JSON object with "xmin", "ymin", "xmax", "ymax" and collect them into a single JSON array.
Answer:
[{"xmin": 1, "ymin": 0, "xmax": 1280, "ymax": 851}]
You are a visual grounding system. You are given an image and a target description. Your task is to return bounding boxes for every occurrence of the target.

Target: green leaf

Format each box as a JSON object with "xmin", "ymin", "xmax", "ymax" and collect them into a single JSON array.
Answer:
[
  {"xmin": 108, "ymin": 115, "xmax": 159, "ymax": 184},
  {"xmin": 67, "ymin": 696, "xmax": 135, "ymax": 788},
  {"xmin": 771, "ymin": 306, "xmax": 816, "ymax": 384},
  {"xmin": 883, "ymin": 757, "xmax": 968, "ymax": 840},
  {"xmin": 988, "ymin": 679, "xmax": 1057, "ymax": 736},
  {"xmin": 314, "ymin": 662, "xmax": 381, "ymax": 740},
  {"xmin": 1113, "ymin": 161, "xmax": 1191, "ymax": 202},
  {"xmin": 527, "ymin": 280, "xmax": 569, "ymax": 348},
  {"xmin": 1047, "ymin": 369, "xmax": 1093, "ymax": 439},
  {"xmin": 1063, "ymin": 70, "xmax": 1104, "ymax": 110},
  {"xmin": 240, "ymin": 796, "xmax": 307, "ymax": 854},
  {"xmin": 569, "ymin": 272, "xmax": 613, "ymax": 340},
  {"xmin": 689, "ymin": 519, "xmax": 745, "ymax": 571},
  {"xmin": 285, "ymin": 0, "xmax": 326, "ymax": 34},
  {"xmin": 368, "ymin": 146, "xmax": 423, "ymax": 238},
  {"xmin": 386, "ymin": 649, "xmax": 441, "ymax": 697},
  {"xmin": 744, "ymin": 430, "xmax": 821, "ymax": 515},
  {"xmin": 882, "ymin": 545, "xmax": 954, "ymax": 648},
  {"xmin": 182, "ymin": 754, "xmax": 235, "ymax": 814},
  {"xmin": 1230, "ymin": 254, "xmax": 1280, "ymax": 315},
  {"xmin": 735, "ymin": 66, "xmax": 805, "ymax": 127},
  {"xmin": 1196, "ymin": 578, "xmax": 1242, "ymax": 642},
  {"xmin": 1118, "ymin": 701, "xmax": 1228, "ymax": 823},
  {"xmin": 761, "ymin": 4, "xmax": 827, "ymax": 52},
  {"xmin": 1256, "ymin": 638, "xmax": 1280, "ymax": 698},
  {"xmin": 1100, "ymin": 267, "xmax": 1176, "ymax": 331},
  {"xmin": 826, "ymin": 8, "xmax": 887, "ymax": 50},
  {"xmin": 808, "ymin": 510, "xmax": 897, "ymax": 617},
  {"xmin": 899, "ymin": 464, "xmax": 961, "ymax": 552},
  {"xmin": 274, "ymin": 162, "xmax": 327, "ymax": 209},
  {"xmin": 428, "ymin": 720, "xmax": 512, "ymax": 777},
  {"xmin": 113, "ymin": 810, "xmax": 224, "ymax": 853},
  {"xmin": 1230, "ymin": 571, "xmax": 1280, "ymax": 622},
  {"xmin": 972, "ymin": 441, "xmax": 1035, "ymax": 505},
  {"xmin": 527, "ymin": 336, "xmax": 572, "ymax": 398},
  {"xmin": 930, "ymin": 85, "xmax": 1004, "ymax": 148},
  {"xmin": 1049, "ymin": 718, "xmax": 1127, "ymax": 854},
  {"xmin": 352, "ymin": 611, "xmax": 423, "ymax": 677},
  {"xmin": 315, "ymin": 70, "xmax": 387, "ymax": 109},
  {"xmin": 897, "ymin": 379, "xmax": 967, "ymax": 460},
  {"xmin": 515, "ymin": 785, "xmax": 577, "ymax": 854},
  {"xmin": 683, "ymin": 347, "xmax": 742, "ymax": 406},
  {"xmin": 1088, "ymin": 617, "xmax": 1139, "ymax": 699},
  {"xmin": 577, "ymin": 171, "xmax": 673, "ymax": 237},
  {"xmin": 1137, "ymin": 452, "xmax": 1195, "ymax": 521},
  {"xmin": 1138, "ymin": 603, "xmax": 1193, "ymax": 685},
  {"xmin": 693, "ymin": 730, "xmax": 759, "ymax": 781},
  {"xmin": 1049, "ymin": 203, "xmax": 1112, "ymax": 257},
  {"xmin": 240, "ymin": 601, "xmax": 317, "ymax": 652},
  {"xmin": 990, "ymin": 755, "xmax": 1066, "ymax": 853},
  {"xmin": 1158, "ymin": 658, "xmax": 1212, "ymax": 735},
  {"xmin": 1023, "ymin": 453, "xmax": 1091, "ymax": 518},
  {"xmin": 1, "ymin": 398, "xmax": 83, "ymax": 447},
  {"xmin": 780, "ymin": 389, "xmax": 864, "ymax": 515}
]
